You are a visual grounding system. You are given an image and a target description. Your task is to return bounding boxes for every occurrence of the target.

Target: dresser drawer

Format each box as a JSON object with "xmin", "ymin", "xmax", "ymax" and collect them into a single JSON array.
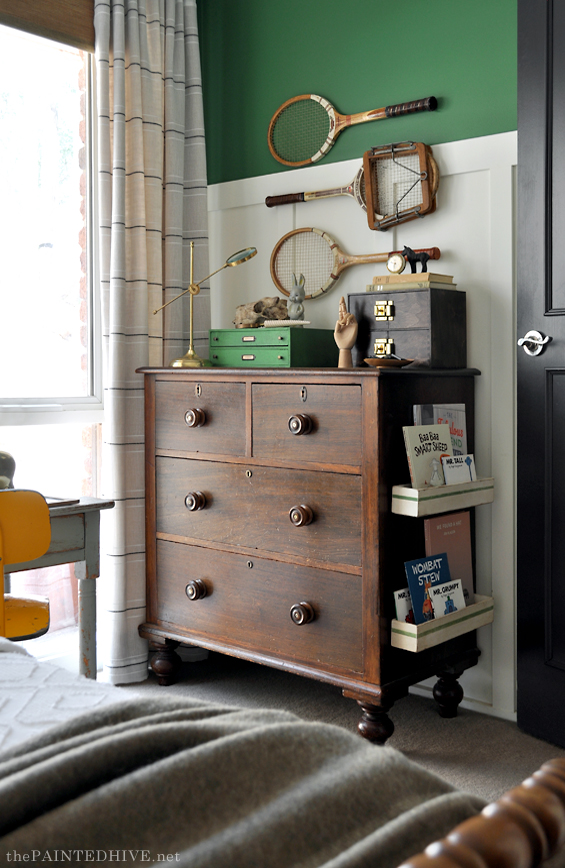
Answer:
[
  {"xmin": 156, "ymin": 457, "xmax": 362, "ymax": 567},
  {"xmin": 155, "ymin": 380, "xmax": 246, "ymax": 455},
  {"xmin": 153, "ymin": 541, "xmax": 363, "ymax": 673},
  {"xmin": 209, "ymin": 346, "xmax": 291, "ymax": 367},
  {"xmin": 210, "ymin": 328, "xmax": 289, "ymax": 347},
  {"xmin": 252, "ymin": 384, "xmax": 362, "ymax": 466}
]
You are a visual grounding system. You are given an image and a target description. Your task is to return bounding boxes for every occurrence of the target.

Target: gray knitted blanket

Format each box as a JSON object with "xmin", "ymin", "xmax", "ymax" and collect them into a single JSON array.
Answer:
[{"xmin": 0, "ymin": 683, "xmax": 485, "ymax": 868}]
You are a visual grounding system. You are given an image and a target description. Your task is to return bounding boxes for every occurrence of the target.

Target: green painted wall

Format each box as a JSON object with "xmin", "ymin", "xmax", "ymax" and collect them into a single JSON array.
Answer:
[{"xmin": 197, "ymin": 0, "xmax": 517, "ymax": 186}]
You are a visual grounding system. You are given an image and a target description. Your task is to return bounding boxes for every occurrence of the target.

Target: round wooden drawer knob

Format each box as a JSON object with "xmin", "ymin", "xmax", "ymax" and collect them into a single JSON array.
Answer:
[
  {"xmin": 185, "ymin": 579, "xmax": 207, "ymax": 601},
  {"xmin": 185, "ymin": 491, "xmax": 206, "ymax": 511},
  {"xmin": 184, "ymin": 408, "xmax": 206, "ymax": 428},
  {"xmin": 290, "ymin": 602, "xmax": 315, "ymax": 626},
  {"xmin": 289, "ymin": 504, "xmax": 313, "ymax": 527},
  {"xmin": 288, "ymin": 414, "xmax": 312, "ymax": 435}
]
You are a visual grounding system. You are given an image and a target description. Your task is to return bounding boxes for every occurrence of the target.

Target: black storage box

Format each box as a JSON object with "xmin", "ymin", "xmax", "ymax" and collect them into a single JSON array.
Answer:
[{"xmin": 347, "ymin": 287, "xmax": 467, "ymax": 368}]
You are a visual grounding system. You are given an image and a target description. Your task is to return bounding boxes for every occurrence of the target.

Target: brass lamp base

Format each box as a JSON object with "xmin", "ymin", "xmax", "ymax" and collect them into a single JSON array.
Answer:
[{"xmin": 169, "ymin": 348, "xmax": 212, "ymax": 368}]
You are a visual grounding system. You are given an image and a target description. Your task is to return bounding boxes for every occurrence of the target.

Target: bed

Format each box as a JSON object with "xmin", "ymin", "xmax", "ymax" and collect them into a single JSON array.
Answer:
[{"xmin": 1, "ymin": 637, "xmax": 564, "ymax": 868}]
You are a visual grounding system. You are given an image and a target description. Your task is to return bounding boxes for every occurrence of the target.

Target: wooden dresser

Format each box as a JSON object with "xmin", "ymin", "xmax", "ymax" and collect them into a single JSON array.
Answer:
[{"xmin": 139, "ymin": 366, "xmax": 481, "ymax": 742}]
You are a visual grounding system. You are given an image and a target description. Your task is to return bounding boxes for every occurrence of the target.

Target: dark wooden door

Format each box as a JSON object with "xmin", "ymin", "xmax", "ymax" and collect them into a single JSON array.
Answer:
[{"xmin": 517, "ymin": 0, "xmax": 565, "ymax": 745}]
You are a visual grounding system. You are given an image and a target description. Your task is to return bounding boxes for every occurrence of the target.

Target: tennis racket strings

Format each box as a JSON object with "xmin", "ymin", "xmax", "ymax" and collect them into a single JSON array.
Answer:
[
  {"xmin": 272, "ymin": 229, "xmax": 336, "ymax": 297},
  {"xmin": 372, "ymin": 151, "xmax": 424, "ymax": 217},
  {"xmin": 270, "ymin": 99, "xmax": 332, "ymax": 165}
]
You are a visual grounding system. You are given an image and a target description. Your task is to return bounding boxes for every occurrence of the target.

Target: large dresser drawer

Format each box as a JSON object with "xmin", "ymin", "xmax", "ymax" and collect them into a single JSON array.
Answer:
[
  {"xmin": 153, "ymin": 541, "xmax": 363, "ymax": 673},
  {"xmin": 155, "ymin": 380, "xmax": 246, "ymax": 455},
  {"xmin": 156, "ymin": 456, "xmax": 362, "ymax": 567},
  {"xmin": 252, "ymin": 383, "xmax": 362, "ymax": 466}
]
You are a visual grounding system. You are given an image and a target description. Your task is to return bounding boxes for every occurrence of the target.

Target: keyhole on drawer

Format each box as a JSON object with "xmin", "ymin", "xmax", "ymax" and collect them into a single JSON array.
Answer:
[
  {"xmin": 195, "ymin": 384, "xmax": 202, "ymax": 397},
  {"xmin": 300, "ymin": 386, "xmax": 307, "ymax": 402},
  {"xmin": 246, "ymin": 470, "xmax": 252, "ymax": 478}
]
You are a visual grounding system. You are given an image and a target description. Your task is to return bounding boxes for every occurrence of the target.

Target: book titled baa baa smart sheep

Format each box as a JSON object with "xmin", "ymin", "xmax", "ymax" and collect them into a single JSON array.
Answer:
[{"xmin": 402, "ymin": 424, "xmax": 453, "ymax": 488}]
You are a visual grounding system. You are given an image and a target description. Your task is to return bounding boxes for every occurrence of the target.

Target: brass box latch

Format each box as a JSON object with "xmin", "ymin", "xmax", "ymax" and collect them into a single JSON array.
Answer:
[
  {"xmin": 373, "ymin": 338, "xmax": 394, "ymax": 357},
  {"xmin": 374, "ymin": 300, "xmax": 394, "ymax": 322}
]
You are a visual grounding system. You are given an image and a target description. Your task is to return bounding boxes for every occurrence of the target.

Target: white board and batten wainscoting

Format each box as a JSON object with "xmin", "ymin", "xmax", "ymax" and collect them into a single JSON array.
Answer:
[{"xmin": 207, "ymin": 131, "xmax": 517, "ymax": 723}]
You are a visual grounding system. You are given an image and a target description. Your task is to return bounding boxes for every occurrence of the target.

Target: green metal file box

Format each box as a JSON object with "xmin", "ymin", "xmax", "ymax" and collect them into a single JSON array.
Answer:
[{"xmin": 209, "ymin": 327, "xmax": 338, "ymax": 368}]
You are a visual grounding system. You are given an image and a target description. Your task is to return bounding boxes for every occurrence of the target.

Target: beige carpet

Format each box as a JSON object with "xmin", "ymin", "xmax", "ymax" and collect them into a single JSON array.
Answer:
[{"xmin": 119, "ymin": 651, "xmax": 565, "ymax": 805}]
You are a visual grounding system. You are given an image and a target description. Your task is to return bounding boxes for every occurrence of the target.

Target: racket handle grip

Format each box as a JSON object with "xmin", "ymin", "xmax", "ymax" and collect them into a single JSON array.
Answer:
[
  {"xmin": 385, "ymin": 96, "xmax": 437, "ymax": 118},
  {"xmin": 265, "ymin": 193, "xmax": 305, "ymax": 207}
]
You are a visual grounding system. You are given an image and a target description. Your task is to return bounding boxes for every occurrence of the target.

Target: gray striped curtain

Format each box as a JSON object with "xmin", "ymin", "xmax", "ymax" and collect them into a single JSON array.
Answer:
[{"xmin": 95, "ymin": 0, "xmax": 209, "ymax": 683}]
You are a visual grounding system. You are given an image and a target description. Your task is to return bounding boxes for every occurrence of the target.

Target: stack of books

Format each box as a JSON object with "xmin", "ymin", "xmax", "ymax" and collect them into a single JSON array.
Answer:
[{"xmin": 367, "ymin": 272, "xmax": 456, "ymax": 292}]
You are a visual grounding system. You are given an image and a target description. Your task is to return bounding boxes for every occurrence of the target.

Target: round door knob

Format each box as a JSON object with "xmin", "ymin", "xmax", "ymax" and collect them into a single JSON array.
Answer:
[
  {"xmin": 289, "ymin": 504, "xmax": 313, "ymax": 527},
  {"xmin": 288, "ymin": 414, "xmax": 313, "ymax": 435},
  {"xmin": 185, "ymin": 491, "xmax": 206, "ymax": 511},
  {"xmin": 184, "ymin": 408, "xmax": 206, "ymax": 427},
  {"xmin": 185, "ymin": 579, "xmax": 207, "ymax": 601},
  {"xmin": 290, "ymin": 602, "xmax": 315, "ymax": 625}
]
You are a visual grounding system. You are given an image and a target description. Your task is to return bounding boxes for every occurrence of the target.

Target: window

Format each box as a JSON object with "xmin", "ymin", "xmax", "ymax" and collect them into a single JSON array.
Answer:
[
  {"xmin": 0, "ymin": 24, "xmax": 101, "ymax": 660},
  {"xmin": 0, "ymin": 24, "xmax": 100, "ymax": 408}
]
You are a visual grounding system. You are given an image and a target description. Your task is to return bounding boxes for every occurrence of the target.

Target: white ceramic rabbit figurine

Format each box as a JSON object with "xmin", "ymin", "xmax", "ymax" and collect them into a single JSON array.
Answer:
[{"xmin": 288, "ymin": 273, "xmax": 305, "ymax": 321}]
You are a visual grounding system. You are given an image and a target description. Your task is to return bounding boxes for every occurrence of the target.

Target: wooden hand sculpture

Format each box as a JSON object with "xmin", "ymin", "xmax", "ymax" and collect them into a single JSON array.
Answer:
[{"xmin": 334, "ymin": 296, "xmax": 358, "ymax": 368}]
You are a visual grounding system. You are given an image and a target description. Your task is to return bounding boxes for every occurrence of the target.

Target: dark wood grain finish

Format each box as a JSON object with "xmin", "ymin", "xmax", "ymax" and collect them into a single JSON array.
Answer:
[
  {"xmin": 252, "ymin": 383, "xmax": 362, "ymax": 465},
  {"xmin": 155, "ymin": 456, "xmax": 362, "ymax": 567},
  {"xmin": 139, "ymin": 367, "xmax": 480, "ymax": 741},
  {"xmin": 153, "ymin": 540, "xmax": 364, "ymax": 673},
  {"xmin": 155, "ymin": 379, "xmax": 246, "ymax": 455}
]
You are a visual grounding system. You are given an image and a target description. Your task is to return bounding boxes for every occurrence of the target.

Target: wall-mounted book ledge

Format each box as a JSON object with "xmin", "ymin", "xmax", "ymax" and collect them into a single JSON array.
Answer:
[
  {"xmin": 391, "ymin": 478, "xmax": 495, "ymax": 517},
  {"xmin": 391, "ymin": 594, "xmax": 494, "ymax": 652}
]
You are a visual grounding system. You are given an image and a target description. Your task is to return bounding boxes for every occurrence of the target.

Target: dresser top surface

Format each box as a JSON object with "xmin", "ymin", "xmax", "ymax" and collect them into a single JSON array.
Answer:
[{"xmin": 138, "ymin": 367, "xmax": 480, "ymax": 380}]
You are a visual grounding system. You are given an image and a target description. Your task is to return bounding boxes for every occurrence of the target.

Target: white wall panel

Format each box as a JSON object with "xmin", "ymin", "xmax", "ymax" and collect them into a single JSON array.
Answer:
[{"xmin": 207, "ymin": 131, "xmax": 517, "ymax": 720}]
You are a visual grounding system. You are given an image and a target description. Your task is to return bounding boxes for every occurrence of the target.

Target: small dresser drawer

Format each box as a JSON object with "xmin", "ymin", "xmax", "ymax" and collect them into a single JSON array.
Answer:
[
  {"xmin": 210, "ymin": 328, "xmax": 290, "ymax": 347},
  {"xmin": 153, "ymin": 541, "xmax": 363, "ymax": 674},
  {"xmin": 156, "ymin": 457, "xmax": 362, "ymax": 567},
  {"xmin": 209, "ymin": 346, "xmax": 291, "ymax": 367},
  {"xmin": 252, "ymin": 383, "xmax": 362, "ymax": 466},
  {"xmin": 155, "ymin": 380, "xmax": 246, "ymax": 455}
]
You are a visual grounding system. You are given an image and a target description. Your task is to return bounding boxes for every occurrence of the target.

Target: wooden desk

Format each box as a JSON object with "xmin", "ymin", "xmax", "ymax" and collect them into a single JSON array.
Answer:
[{"xmin": 6, "ymin": 496, "xmax": 115, "ymax": 679}]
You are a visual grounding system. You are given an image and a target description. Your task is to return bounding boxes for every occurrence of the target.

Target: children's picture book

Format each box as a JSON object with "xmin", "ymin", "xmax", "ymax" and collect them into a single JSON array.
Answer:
[
  {"xmin": 393, "ymin": 587, "xmax": 415, "ymax": 623},
  {"xmin": 424, "ymin": 510, "xmax": 474, "ymax": 604},
  {"xmin": 442, "ymin": 454, "xmax": 477, "ymax": 484},
  {"xmin": 412, "ymin": 403, "xmax": 467, "ymax": 455},
  {"xmin": 428, "ymin": 578, "xmax": 466, "ymax": 618},
  {"xmin": 404, "ymin": 552, "xmax": 452, "ymax": 624},
  {"xmin": 402, "ymin": 424, "xmax": 454, "ymax": 488}
]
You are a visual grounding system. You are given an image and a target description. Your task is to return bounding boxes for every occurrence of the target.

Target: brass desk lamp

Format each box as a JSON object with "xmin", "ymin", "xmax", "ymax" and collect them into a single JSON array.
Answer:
[{"xmin": 153, "ymin": 241, "xmax": 257, "ymax": 368}]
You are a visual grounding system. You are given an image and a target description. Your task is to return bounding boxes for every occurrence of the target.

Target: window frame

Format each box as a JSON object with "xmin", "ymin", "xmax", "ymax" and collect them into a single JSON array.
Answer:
[{"xmin": 0, "ymin": 35, "xmax": 103, "ymax": 429}]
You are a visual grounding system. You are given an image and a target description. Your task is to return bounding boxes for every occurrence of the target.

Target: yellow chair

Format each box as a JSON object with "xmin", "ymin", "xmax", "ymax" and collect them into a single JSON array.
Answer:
[{"xmin": 0, "ymin": 490, "xmax": 51, "ymax": 640}]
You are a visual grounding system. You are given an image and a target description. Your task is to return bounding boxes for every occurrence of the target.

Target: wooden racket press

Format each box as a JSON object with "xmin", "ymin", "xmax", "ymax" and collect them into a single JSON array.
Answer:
[{"xmin": 363, "ymin": 141, "xmax": 439, "ymax": 230}]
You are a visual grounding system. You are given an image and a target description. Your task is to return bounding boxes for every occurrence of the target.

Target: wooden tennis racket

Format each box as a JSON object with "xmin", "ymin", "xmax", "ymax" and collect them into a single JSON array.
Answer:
[
  {"xmin": 265, "ymin": 167, "xmax": 367, "ymax": 212},
  {"xmin": 268, "ymin": 95, "xmax": 437, "ymax": 167},
  {"xmin": 270, "ymin": 227, "xmax": 440, "ymax": 299}
]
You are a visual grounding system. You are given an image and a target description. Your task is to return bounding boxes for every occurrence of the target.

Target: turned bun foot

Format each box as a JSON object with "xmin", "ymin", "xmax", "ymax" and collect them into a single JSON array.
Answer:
[
  {"xmin": 357, "ymin": 702, "xmax": 395, "ymax": 744},
  {"xmin": 150, "ymin": 639, "xmax": 182, "ymax": 685},
  {"xmin": 433, "ymin": 672, "xmax": 464, "ymax": 718}
]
